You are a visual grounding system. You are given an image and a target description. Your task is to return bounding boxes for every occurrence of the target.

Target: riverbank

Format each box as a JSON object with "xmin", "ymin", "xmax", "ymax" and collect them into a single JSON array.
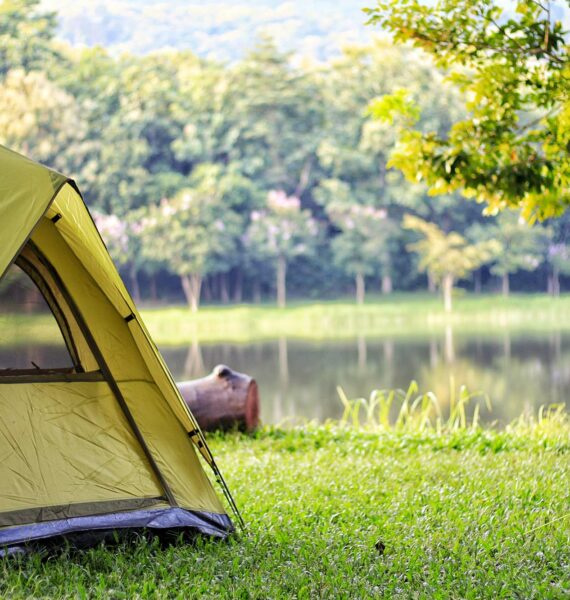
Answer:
[
  {"xmin": 2, "ymin": 418, "xmax": 569, "ymax": 598},
  {"xmin": 142, "ymin": 293, "xmax": 570, "ymax": 344},
  {"xmin": 2, "ymin": 294, "xmax": 570, "ymax": 346}
]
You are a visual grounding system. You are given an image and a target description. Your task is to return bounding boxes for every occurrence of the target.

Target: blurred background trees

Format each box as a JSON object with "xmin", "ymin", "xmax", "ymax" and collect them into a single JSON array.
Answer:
[{"xmin": 0, "ymin": 0, "xmax": 568, "ymax": 309}]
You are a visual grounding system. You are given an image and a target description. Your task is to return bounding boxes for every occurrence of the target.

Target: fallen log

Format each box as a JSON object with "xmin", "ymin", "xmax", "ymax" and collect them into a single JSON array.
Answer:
[{"xmin": 177, "ymin": 364, "xmax": 259, "ymax": 432}]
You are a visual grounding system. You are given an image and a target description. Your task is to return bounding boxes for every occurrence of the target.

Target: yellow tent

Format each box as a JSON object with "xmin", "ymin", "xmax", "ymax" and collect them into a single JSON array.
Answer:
[{"xmin": 0, "ymin": 145, "xmax": 238, "ymax": 551}]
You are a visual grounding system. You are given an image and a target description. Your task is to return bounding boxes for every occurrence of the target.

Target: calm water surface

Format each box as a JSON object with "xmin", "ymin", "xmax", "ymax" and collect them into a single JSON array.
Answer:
[
  {"xmin": 160, "ymin": 330, "xmax": 570, "ymax": 426},
  {"xmin": 2, "ymin": 330, "xmax": 568, "ymax": 426}
]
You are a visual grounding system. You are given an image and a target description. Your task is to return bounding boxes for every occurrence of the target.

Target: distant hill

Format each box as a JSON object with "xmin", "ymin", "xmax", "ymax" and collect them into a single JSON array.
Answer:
[{"xmin": 42, "ymin": 0, "xmax": 374, "ymax": 60}]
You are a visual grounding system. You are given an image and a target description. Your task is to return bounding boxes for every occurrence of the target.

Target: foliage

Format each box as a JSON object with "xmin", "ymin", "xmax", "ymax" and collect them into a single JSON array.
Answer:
[
  {"xmin": 404, "ymin": 215, "xmax": 500, "ymax": 310},
  {"xmin": 366, "ymin": 0, "xmax": 570, "ymax": 220},
  {"xmin": 469, "ymin": 210, "xmax": 551, "ymax": 295},
  {"xmin": 245, "ymin": 190, "xmax": 319, "ymax": 307},
  {"xmin": 0, "ymin": 1, "xmax": 568, "ymax": 305},
  {"xmin": 337, "ymin": 379, "xmax": 493, "ymax": 432},
  {"xmin": 1, "ymin": 415, "xmax": 569, "ymax": 598},
  {"xmin": 0, "ymin": 0, "xmax": 60, "ymax": 78},
  {"xmin": 139, "ymin": 172, "xmax": 244, "ymax": 311},
  {"xmin": 0, "ymin": 69, "xmax": 86, "ymax": 172},
  {"xmin": 316, "ymin": 178, "xmax": 400, "ymax": 297}
]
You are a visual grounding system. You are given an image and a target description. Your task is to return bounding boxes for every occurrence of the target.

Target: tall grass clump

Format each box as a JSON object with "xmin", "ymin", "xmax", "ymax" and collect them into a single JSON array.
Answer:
[{"xmin": 336, "ymin": 378, "xmax": 567, "ymax": 436}]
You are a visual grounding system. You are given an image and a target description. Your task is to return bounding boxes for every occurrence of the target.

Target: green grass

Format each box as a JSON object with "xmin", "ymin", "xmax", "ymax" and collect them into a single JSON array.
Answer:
[
  {"xmin": 140, "ymin": 293, "xmax": 570, "ymax": 344},
  {"xmin": 2, "ymin": 414, "xmax": 569, "ymax": 599},
  {"xmin": 5, "ymin": 293, "xmax": 569, "ymax": 347}
]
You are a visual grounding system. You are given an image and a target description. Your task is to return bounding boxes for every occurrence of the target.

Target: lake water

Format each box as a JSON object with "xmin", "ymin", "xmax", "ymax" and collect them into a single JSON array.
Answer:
[
  {"xmin": 2, "ymin": 329, "xmax": 568, "ymax": 427},
  {"xmin": 160, "ymin": 329, "xmax": 570, "ymax": 426}
]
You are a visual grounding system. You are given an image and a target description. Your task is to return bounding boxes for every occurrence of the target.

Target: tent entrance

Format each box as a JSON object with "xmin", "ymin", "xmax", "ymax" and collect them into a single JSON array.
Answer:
[
  {"xmin": 0, "ymin": 240, "xmax": 178, "ymax": 512},
  {"xmin": 0, "ymin": 241, "xmax": 99, "ymax": 379}
]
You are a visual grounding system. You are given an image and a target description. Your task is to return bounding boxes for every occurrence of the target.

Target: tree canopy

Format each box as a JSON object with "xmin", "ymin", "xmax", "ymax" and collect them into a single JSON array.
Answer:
[
  {"xmin": 0, "ymin": 0, "xmax": 568, "ymax": 308},
  {"xmin": 366, "ymin": 0, "xmax": 570, "ymax": 220}
]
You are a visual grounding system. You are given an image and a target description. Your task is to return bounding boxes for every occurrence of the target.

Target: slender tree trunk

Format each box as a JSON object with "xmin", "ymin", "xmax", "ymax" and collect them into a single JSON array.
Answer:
[
  {"xmin": 128, "ymin": 262, "xmax": 141, "ymax": 303},
  {"xmin": 232, "ymin": 269, "xmax": 243, "ymax": 303},
  {"xmin": 253, "ymin": 279, "xmax": 261, "ymax": 304},
  {"xmin": 552, "ymin": 266, "xmax": 560, "ymax": 297},
  {"xmin": 202, "ymin": 276, "xmax": 212, "ymax": 302},
  {"xmin": 181, "ymin": 273, "xmax": 202, "ymax": 312},
  {"xmin": 474, "ymin": 269, "xmax": 482, "ymax": 294},
  {"xmin": 355, "ymin": 271, "xmax": 365, "ymax": 305},
  {"xmin": 220, "ymin": 273, "xmax": 230, "ymax": 304},
  {"xmin": 428, "ymin": 271, "xmax": 437, "ymax": 293},
  {"xmin": 381, "ymin": 274, "xmax": 392, "ymax": 295},
  {"xmin": 502, "ymin": 273, "xmax": 510, "ymax": 297},
  {"xmin": 277, "ymin": 255, "xmax": 287, "ymax": 308},
  {"xmin": 149, "ymin": 273, "xmax": 158, "ymax": 302},
  {"xmin": 442, "ymin": 273, "xmax": 454, "ymax": 313}
]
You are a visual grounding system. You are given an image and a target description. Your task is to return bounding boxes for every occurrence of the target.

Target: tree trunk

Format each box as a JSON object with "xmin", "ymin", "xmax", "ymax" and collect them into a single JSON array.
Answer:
[
  {"xmin": 128, "ymin": 263, "xmax": 141, "ymax": 303},
  {"xmin": 381, "ymin": 274, "xmax": 392, "ymax": 295},
  {"xmin": 502, "ymin": 273, "xmax": 510, "ymax": 297},
  {"xmin": 355, "ymin": 271, "xmax": 365, "ymax": 305},
  {"xmin": 232, "ymin": 269, "xmax": 243, "ymax": 303},
  {"xmin": 428, "ymin": 271, "xmax": 437, "ymax": 293},
  {"xmin": 149, "ymin": 273, "xmax": 158, "ymax": 302},
  {"xmin": 547, "ymin": 274, "xmax": 553, "ymax": 295},
  {"xmin": 220, "ymin": 273, "xmax": 230, "ymax": 304},
  {"xmin": 202, "ymin": 276, "xmax": 212, "ymax": 302},
  {"xmin": 442, "ymin": 273, "xmax": 454, "ymax": 313},
  {"xmin": 253, "ymin": 279, "xmax": 261, "ymax": 304},
  {"xmin": 177, "ymin": 365, "xmax": 259, "ymax": 432},
  {"xmin": 552, "ymin": 266, "xmax": 560, "ymax": 297},
  {"xmin": 474, "ymin": 269, "xmax": 482, "ymax": 294},
  {"xmin": 277, "ymin": 255, "xmax": 287, "ymax": 308},
  {"xmin": 181, "ymin": 273, "xmax": 202, "ymax": 312}
]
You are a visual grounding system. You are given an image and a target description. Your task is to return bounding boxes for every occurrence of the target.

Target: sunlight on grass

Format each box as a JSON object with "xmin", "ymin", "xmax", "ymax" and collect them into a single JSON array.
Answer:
[
  {"xmin": 2, "ymin": 408, "xmax": 568, "ymax": 598},
  {"xmin": 3, "ymin": 294, "xmax": 570, "ymax": 346}
]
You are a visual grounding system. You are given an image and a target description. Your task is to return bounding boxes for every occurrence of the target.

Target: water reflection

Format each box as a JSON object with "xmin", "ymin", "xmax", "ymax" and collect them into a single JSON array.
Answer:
[
  {"xmin": 2, "ymin": 329, "xmax": 567, "ymax": 426},
  {"xmin": 161, "ymin": 330, "xmax": 570, "ymax": 426}
]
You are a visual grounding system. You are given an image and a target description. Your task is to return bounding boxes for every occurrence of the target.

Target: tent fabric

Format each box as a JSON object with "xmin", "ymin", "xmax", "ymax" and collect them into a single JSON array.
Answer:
[
  {"xmin": 0, "ymin": 145, "xmax": 235, "ymax": 550},
  {"xmin": 0, "ymin": 146, "xmax": 68, "ymax": 281},
  {"xmin": 0, "ymin": 508, "xmax": 232, "ymax": 549}
]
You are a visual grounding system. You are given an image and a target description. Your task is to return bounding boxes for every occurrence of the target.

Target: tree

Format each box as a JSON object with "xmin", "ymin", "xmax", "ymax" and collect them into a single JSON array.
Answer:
[
  {"xmin": 0, "ymin": 0, "xmax": 61, "ymax": 78},
  {"xmin": 366, "ymin": 0, "xmax": 570, "ymax": 219},
  {"xmin": 546, "ymin": 211, "xmax": 570, "ymax": 295},
  {"xmin": 0, "ymin": 69, "xmax": 87, "ymax": 172},
  {"xmin": 171, "ymin": 52, "xmax": 239, "ymax": 171},
  {"xmin": 404, "ymin": 215, "xmax": 500, "ymax": 311},
  {"xmin": 316, "ymin": 179, "xmax": 398, "ymax": 303},
  {"xmin": 139, "ymin": 181, "xmax": 242, "ymax": 312},
  {"xmin": 468, "ymin": 211, "xmax": 550, "ymax": 296},
  {"xmin": 92, "ymin": 209, "xmax": 158, "ymax": 303},
  {"xmin": 229, "ymin": 37, "xmax": 324, "ymax": 194},
  {"xmin": 245, "ymin": 190, "xmax": 319, "ymax": 308}
]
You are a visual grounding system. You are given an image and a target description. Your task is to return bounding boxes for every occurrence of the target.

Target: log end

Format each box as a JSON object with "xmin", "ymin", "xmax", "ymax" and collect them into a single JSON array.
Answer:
[
  {"xmin": 244, "ymin": 379, "xmax": 260, "ymax": 432},
  {"xmin": 177, "ymin": 364, "xmax": 260, "ymax": 432}
]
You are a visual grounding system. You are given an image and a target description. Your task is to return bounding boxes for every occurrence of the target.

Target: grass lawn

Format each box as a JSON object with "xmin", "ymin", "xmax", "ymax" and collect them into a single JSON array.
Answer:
[
  {"xmin": 4, "ymin": 293, "xmax": 569, "ymax": 347},
  {"xmin": 2, "ymin": 421, "xmax": 569, "ymax": 599}
]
